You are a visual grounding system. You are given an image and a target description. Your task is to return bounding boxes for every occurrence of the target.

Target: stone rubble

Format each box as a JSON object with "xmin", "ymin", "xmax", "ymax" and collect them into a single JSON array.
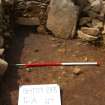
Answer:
[
  {"xmin": 77, "ymin": 0, "xmax": 105, "ymax": 43},
  {"xmin": 5, "ymin": 0, "xmax": 105, "ymax": 43},
  {"xmin": 15, "ymin": 0, "xmax": 50, "ymax": 27}
]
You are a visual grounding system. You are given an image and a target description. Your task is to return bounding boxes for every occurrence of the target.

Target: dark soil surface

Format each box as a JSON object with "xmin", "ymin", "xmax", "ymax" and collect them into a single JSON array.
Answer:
[{"xmin": 1, "ymin": 26, "xmax": 105, "ymax": 105}]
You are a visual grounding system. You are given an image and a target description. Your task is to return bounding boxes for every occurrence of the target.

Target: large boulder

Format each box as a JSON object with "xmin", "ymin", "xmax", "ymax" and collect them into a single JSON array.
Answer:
[{"xmin": 47, "ymin": 0, "xmax": 79, "ymax": 39}]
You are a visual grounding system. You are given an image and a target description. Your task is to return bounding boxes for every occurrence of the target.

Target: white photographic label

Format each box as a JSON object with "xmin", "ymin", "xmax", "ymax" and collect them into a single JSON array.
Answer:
[{"xmin": 18, "ymin": 84, "xmax": 61, "ymax": 105}]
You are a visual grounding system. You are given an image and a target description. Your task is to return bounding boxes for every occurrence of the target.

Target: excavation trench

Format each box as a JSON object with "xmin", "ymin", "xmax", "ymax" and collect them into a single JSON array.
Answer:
[{"xmin": 1, "ymin": 0, "xmax": 105, "ymax": 105}]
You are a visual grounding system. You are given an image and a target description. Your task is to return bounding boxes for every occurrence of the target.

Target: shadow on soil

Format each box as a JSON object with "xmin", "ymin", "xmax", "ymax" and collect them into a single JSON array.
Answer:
[{"xmin": 0, "ymin": 25, "xmax": 36, "ymax": 105}]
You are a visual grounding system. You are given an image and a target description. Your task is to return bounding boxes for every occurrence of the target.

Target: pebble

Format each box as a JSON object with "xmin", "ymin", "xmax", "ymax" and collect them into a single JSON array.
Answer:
[
  {"xmin": 84, "ymin": 56, "xmax": 88, "ymax": 61},
  {"xmin": 73, "ymin": 67, "xmax": 81, "ymax": 75},
  {"xmin": 60, "ymin": 66, "xmax": 64, "ymax": 70}
]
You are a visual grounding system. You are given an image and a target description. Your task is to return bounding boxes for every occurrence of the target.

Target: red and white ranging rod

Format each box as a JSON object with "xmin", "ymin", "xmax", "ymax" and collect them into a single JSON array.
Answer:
[{"xmin": 13, "ymin": 61, "xmax": 99, "ymax": 68}]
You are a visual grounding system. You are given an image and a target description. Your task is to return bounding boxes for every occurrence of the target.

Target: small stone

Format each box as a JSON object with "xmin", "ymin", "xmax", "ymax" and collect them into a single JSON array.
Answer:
[
  {"xmin": 0, "ymin": 48, "xmax": 5, "ymax": 56},
  {"xmin": 0, "ymin": 58, "xmax": 8, "ymax": 76},
  {"xmin": 84, "ymin": 56, "xmax": 88, "ymax": 61},
  {"xmin": 60, "ymin": 66, "xmax": 64, "ymax": 70},
  {"xmin": 73, "ymin": 67, "xmax": 81, "ymax": 75},
  {"xmin": 79, "ymin": 17, "xmax": 92, "ymax": 26},
  {"xmin": 28, "ymin": 61, "xmax": 32, "ymax": 64},
  {"xmin": 81, "ymin": 27, "xmax": 100, "ymax": 36},
  {"xmin": 58, "ymin": 76, "xmax": 61, "ymax": 80},
  {"xmin": 77, "ymin": 30, "xmax": 98, "ymax": 41},
  {"xmin": 26, "ymin": 68, "xmax": 32, "ymax": 72},
  {"xmin": 37, "ymin": 25, "xmax": 46, "ymax": 34}
]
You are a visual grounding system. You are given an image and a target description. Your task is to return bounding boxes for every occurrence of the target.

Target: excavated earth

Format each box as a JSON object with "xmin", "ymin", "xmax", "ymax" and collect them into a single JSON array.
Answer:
[{"xmin": 0, "ymin": 26, "xmax": 105, "ymax": 105}]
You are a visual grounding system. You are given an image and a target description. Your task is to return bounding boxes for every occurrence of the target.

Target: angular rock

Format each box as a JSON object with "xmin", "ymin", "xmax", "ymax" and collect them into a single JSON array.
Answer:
[
  {"xmin": 77, "ymin": 30, "xmax": 98, "ymax": 41},
  {"xmin": 47, "ymin": 0, "xmax": 79, "ymax": 39},
  {"xmin": 81, "ymin": 27, "xmax": 100, "ymax": 36},
  {"xmin": 0, "ymin": 58, "xmax": 8, "ymax": 76},
  {"xmin": 37, "ymin": 25, "xmax": 46, "ymax": 34}
]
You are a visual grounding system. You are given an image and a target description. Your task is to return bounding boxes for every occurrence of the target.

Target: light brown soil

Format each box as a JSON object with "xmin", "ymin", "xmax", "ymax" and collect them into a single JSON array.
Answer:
[{"xmin": 1, "ymin": 26, "xmax": 105, "ymax": 105}]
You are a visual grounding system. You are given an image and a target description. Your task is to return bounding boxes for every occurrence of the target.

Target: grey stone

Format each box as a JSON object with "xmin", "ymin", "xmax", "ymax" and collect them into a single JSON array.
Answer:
[
  {"xmin": 0, "ymin": 58, "xmax": 8, "ymax": 76},
  {"xmin": 37, "ymin": 25, "xmax": 46, "ymax": 33},
  {"xmin": 47, "ymin": 0, "xmax": 79, "ymax": 39}
]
